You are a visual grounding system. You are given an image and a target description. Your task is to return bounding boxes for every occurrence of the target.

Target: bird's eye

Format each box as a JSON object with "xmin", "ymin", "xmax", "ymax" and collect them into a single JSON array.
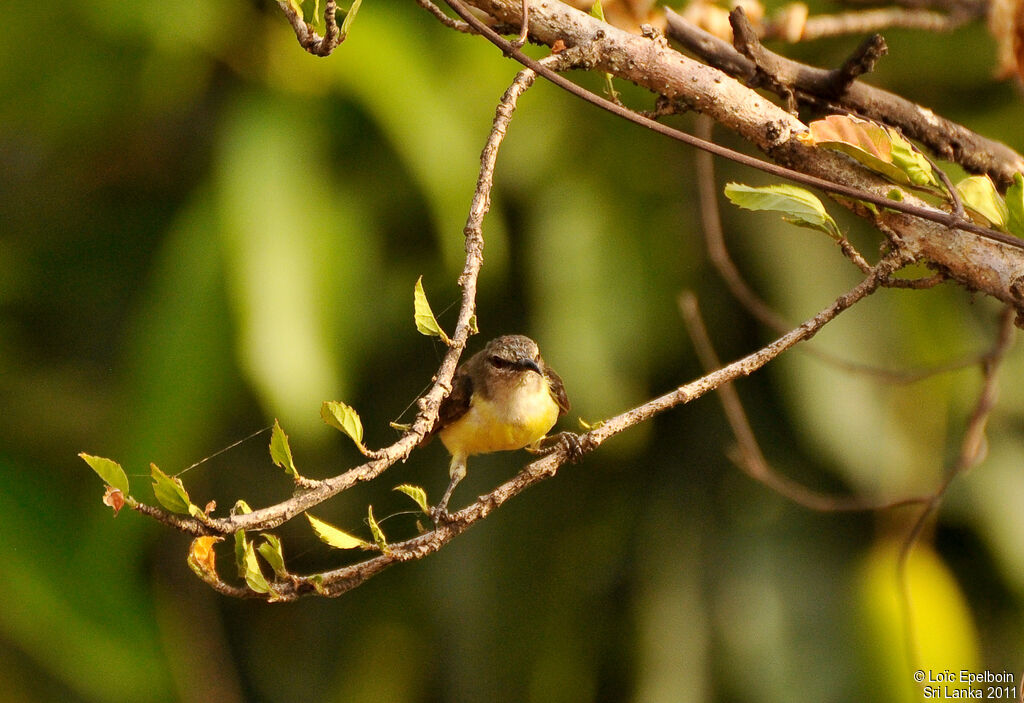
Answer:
[{"xmin": 488, "ymin": 355, "xmax": 511, "ymax": 369}]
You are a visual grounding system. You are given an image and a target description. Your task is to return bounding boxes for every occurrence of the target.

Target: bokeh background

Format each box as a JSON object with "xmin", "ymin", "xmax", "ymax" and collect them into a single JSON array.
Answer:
[{"xmin": 3, "ymin": 0, "xmax": 1024, "ymax": 700}]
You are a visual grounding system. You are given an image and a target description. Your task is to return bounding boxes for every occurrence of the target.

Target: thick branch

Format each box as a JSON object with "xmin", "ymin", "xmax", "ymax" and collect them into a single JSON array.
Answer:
[{"xmin": 451, "ymin": 0, "xmax": 1024, "ymax": 315}]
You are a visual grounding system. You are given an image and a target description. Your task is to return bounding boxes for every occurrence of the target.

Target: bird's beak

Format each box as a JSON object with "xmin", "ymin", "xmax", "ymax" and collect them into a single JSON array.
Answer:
[{"xmin": 516, "ymin": 358, "xmax": 542, "ymax": 375}]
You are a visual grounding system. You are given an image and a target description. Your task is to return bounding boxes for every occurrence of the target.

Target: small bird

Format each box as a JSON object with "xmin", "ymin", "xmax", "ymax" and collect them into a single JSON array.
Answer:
[{"xmin": 426, "ymin": 335, "xmax": 570, "ymax": 513}]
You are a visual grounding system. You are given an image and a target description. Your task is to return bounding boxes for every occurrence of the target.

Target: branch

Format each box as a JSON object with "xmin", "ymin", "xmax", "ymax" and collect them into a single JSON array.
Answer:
[
  {"xmin": 214, "ymin": 250, "xmax": 913, "ymax": 600},
  {"xmin": 665, "ymin": 6, "xmax": 1024, "ymax": 189},
  {"xmin": 678, "ymin": 291, "xmax": 930, "ymax": 511},
  {"xmin": 770, "ymin": 7, "xmax": 975, "ymax": 42},
  {"xmin": 896, "ymin": 306, "xmax": 1016, "ymax": 668},
  {"xmin": 127, "ymin": 47, "xmax": 566, "ymax": 540},
  {"xmin": 442, "ymin": 0, "xmax": 1024, "ymax": 317}
]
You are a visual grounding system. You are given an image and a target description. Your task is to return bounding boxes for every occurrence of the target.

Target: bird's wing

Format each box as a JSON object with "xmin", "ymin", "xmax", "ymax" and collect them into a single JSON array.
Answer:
[
  {"xmin": 419, "ymin": 363, "xmax": 475, "ymax": 446},
  {"xmin": 544, "ymin": 366, "xmax": 571, "ymax": 416}
]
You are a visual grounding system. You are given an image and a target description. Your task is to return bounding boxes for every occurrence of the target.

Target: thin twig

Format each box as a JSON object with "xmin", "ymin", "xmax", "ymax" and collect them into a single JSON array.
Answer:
[
  {"xmin": 415, "ymin": 0, "xmax": 472, "ymax": 32},
  {"xmin": 276, "ymin": 0, "xmax": 342, "ymax": 56},
  {"xmin": 896, "ymin": 307, "xmax": 1016, "ymax": 672},
  {"xmin": 786, "ymin": 7, "xmax": 974, "ymax": 41},
  {"xmin": 678, "ymin": 291, "xmax": 930, "ymax": 511},
  {"xmin": 510, "ymin": 0, "xmax": 529, "ymax": 48}
]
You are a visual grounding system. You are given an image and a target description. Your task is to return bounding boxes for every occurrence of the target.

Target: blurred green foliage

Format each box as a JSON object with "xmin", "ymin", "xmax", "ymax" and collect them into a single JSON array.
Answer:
[{"xmin": 2, "ymin": 0, "xmax": 1024, "ymax": 700}]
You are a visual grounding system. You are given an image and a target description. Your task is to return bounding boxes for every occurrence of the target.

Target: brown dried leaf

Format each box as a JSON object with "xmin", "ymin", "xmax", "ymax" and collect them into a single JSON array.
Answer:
[{"xmin": 102, "ymin": 486, "xmax": 126, "ymax": 516}]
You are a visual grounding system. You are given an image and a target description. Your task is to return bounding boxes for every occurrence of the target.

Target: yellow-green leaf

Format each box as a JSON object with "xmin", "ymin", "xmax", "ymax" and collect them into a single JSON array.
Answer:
[
  {"xmin": 339, "ymin": 0, "xmax": 362, "ymax": 41},
  {"xmin": 367, "ymin": 505, "xmax": 390, "ymax": 555},
  {"xmin": 1006, "ymin": 173, "xmax": 1024, "ymax": 238},
  {"xmin": 233, "ymin": 530, "xmax": 248, "ymax": 577},
  {"xmin": 320, "ymin": 400, "xmax": 365, "ymax": 450},
  {"xmin": 232, "ymin": 499, "xmax": 253, "ymax": 515},
  {"xmin": 257, "ymin": 534, "xmax": 287, "ymax": 577},
  {"xmin": 957, "ymin": 175, "xmax": 1009, "ymax": 229},
  {"xmin": 150, "ymin": 463, "xmax": 192, "ymax": 515},
  {"xmin": 243, "ymin": 539, "xmax": 270, "ymax": 594},
  {"xmin": 724, "ymin": 183, "xmax": 841, "ymax": 239},
  {"xmin": 269, "ymin": 419, "xmax": 299, "ymax": 478},
  {"xmin": 413, "ymin": 276, "xmax": 451, "ymax": 344},
  {"xmin": 79, "ymin": 453, "xmax": 130, "ymax": 494},
  {"xmin": 306, "ymin": 513, "xmax": 368, "ymax": 549},
  {"xmin": 394, "ymin": 484, "xmax": 430, "ymax": 514}
]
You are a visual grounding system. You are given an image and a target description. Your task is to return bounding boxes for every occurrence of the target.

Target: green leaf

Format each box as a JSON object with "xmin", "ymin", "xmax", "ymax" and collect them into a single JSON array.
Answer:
[
  {"xmin": 79, "ymin": 453, "xmax": 130, "ymax": 494},
  {"xmin": 724, "ymin": 183, "xmax": 841, "ymax": 239},
  {"xmin": 394, "ymin": 484, "xmax": 430, "ymax": 514},
  {"xmin": 367, "ymin": 505, "xmax": 390, "ymax": 555},
  {"xmin": 234, "ymin": 530, "xmax": 248, "ymax": 578},
  {"xmin": 1004, "ymin": 173, "xmax": 1024, "ymax": 238},
  {"xmin": 888, "ymin": 132, "xmax": 939, "ymax": 188},
  {"xmin": 150, "ymin": 463, "xmax": 192, "ymax": 515},
  {"xmin": 320, "ymin": 400, "xmax": 366, "ymax": 451},
  {"xmin": 957, "ymin": 175, "xmax": 1009, "ymax": 229},
  {"xmin": 232, "ymin": 499, "xmax": 253, "ymax": 515},
  {"xmin": 257, "ymin": 534, "xmax": 287, "ymax": 577},
  {"xmin": 306, "ymin": 513, "xmax": 368, "ymax": 549},
  {"xmin": 339, "ymin": 0, "xmax": 362, "ymax": 41},
  {"xmin": 269, "ymin": 419, "xmax": 299, "ymax": 478},
  {"xmin": 243, "ymin": 539, "xmax": 270, "ymax": 594},
  {"xmin": 413, "ymin": 276, "xmax": 451, "ymax": 344}
]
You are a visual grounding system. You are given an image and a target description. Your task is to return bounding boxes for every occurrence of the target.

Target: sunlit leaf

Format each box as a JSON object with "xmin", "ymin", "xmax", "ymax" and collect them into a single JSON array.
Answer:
[
  {"xmin": 79, "ymin": 453, "xmax": 130, "ymax": 494},
  {"xmin": 269, "ymin": 419, "xmax": 299, "ymax": 478},
  {"xmin": 306, "ymin": 512, "xmax": 368, "ymax": 549},
  {"xmin": 957, "ymin": 175, "xmax": 1009, "ymax": 229},
  {"xmin": 393, "ymin": 484, "xmax": 430, "ymax": 514},
  {"xmin": 799, "ymin": 115, "xmax": 938, "ymax": 188},
  {"xmin": 1006, "ymin": 173, "xmax": 1024, "ymax": 238},
  {"xmin": 367, "ymin": 505, "xmax": 390, "ymax": 555},
  {"xmin": 257, "ymin": 534, "xmax": 287, "ymax": 577},
  {"xmin": 724, "ymin": 183, "xmax": 841, "ymax": 239},
  {"xmin": 150, "ymin": 464, "xmax": 192, "ymax": 515},
  {"xmin": 320, "ymin": 400, "xmax": 366, "ymax": 451},
  {"xmin": 413, "ymin": 276, "xmax": 451, "ymax": 344}
]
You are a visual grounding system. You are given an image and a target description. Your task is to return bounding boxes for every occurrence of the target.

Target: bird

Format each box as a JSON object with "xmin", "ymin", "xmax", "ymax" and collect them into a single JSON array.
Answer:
[{"xmin": 425, "ymin": 335, "xmax": 570, "ymax": 514}]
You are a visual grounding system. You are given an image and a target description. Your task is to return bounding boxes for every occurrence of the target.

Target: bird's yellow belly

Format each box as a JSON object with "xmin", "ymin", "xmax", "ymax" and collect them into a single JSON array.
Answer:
[{"xmin": 440, "ymin": 386, "xmax": 559, "ymax": 457}]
